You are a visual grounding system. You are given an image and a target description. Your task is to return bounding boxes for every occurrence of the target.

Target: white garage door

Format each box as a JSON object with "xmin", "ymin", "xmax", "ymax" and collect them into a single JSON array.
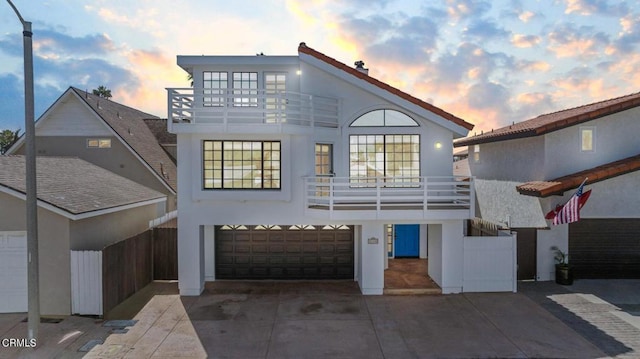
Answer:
[{"xmin": 0, "ymin": 232, "xmax": 28, "ymax": 313}]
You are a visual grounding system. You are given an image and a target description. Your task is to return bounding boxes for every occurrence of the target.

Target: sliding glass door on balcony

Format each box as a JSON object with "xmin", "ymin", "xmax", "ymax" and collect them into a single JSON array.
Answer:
[{"xmin": 349, "ymin": 134, "xmax": 419, "ymax": 185}]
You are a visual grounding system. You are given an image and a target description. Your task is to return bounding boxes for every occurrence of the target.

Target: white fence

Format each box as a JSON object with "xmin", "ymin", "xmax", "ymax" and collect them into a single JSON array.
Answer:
[
  {"xmin": 149, "ymin": 210, "xmax": 178, "ymax": 228},
  {"xmin": 70, "ymin": 250, "xmax": 103, "ymax": 315},
  {"xmin": 463, "ymin": 232, "xmax": 517, "ymax": 292}
]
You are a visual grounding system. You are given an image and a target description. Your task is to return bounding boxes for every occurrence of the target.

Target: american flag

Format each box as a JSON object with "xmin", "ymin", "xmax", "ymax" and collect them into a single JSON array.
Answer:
[{"xmin": 551, "ymin": 181, "xmax": 592, "ymax": 225}]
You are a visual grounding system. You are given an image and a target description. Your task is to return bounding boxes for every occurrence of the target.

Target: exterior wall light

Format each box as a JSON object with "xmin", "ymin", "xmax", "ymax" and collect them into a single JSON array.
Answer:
[
  {"xmin": 434, "ymin": 141, "xmax": 443, "ymax": 149},
  {"xmin": 296, "ymin": 70, "xmax": 302, "ymax": 75}
]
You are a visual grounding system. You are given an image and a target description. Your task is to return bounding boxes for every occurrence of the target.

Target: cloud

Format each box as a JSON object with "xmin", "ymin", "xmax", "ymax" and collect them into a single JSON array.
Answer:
[
  {"xmin": 511, "ymin": 34, "xmax": 541, "ymax": 48},
  {"xmin": 563, "ymin": 0, "xmax": 630, "ymax": 16},
  {"xmin": 446, "ymin": 0, "xmax": 492, "ymax": 22},
  {"xmin": 33, "ymin": 30, "xmax": 117, "ymax": 58},
  {"xmin": 463, "ymin": 19, "xmax": 510, "ymax": 42},
  {"xmin": 519, "ymin": 11, "xmax": 536, "ymax": 23},
  {"xmin": 0, "ymin": 74, "xmax": 66, "ymax": 131},
  {"xmin": 546, "ymin": 23, "xmax": 610, "ymax": 59}
]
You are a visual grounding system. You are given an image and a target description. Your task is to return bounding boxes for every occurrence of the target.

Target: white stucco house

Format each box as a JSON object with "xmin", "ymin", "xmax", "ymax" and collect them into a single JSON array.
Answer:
[
  {"xmin": 168, "ymin": 43, "xmax": 481, "ymax": 296},
  {"xmin": 455, "ymin": 92, "xmax": 640, "ymax": 281}
]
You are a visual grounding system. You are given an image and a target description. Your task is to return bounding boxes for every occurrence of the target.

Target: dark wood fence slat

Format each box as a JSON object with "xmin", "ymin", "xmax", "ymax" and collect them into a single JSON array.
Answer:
[{"xmin": 102, "ymin": 227, "xmax": 178, "ymax": 316}]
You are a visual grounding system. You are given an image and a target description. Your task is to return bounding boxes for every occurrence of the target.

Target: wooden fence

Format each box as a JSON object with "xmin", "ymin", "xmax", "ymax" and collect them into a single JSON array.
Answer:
[
  {"xmin": 153, "ymin": 227, "xmax": 178, "ymax": 280},
  {"xmin": 468, "ymin": 217, "xmax": 502, "ymax": 236},
  {"xmin": 102, "ymin": 231, "xmax": 153, "ymax": 315},
  {"xmin": 102, "ymin": 226, "xmax": 177, "ymax": 315}
]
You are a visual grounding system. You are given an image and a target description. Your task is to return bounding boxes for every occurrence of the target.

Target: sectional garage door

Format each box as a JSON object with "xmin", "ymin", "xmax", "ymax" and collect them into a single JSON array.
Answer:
[
  {"xmin": 569, "ymin": 219, "xmax": 640, "ymax": 279},
  {"xmin": 0, "ymin": 231, "xmax": 28, "ymax": 313},
  {"xmin": 215, "ymin": 225, "xmax": 354, "ymax": 279}
]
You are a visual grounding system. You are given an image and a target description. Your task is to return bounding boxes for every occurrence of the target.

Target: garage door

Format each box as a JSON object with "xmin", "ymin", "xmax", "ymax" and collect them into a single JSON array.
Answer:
[
  {"xmin": 569, "ymin": 219, "xmax": 640, "ymax": 279},
  {"xmin": 215, "ymin": 225, "xmax": 354, "ymax": 279},
  {"xmin": 0, "ymin": 231, "xmax": 28, "ymax": 313}
]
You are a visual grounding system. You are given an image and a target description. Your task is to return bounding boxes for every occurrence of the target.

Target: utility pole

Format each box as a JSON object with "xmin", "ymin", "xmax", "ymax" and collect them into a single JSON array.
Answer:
[{"xmin": 6, "ymin": 0, "xmax": 39, "ymax": 340}]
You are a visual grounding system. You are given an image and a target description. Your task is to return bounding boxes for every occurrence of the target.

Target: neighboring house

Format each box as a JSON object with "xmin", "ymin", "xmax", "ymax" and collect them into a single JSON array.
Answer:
[
  {"xmin": 0, "ymin": 156, "xmax": 166, "ymax": 315},
  {"xmin": 144, "ymin": 118, "xmax": 177, "ymax": 163},
  {"xmin": 455, "ymin": 92, "xmax": 640, "ymax": 281},
  {"xmin": 8, "ymin": 87, "xmax": 177, "ymax": 211},
  {"xmin": 168, "ymin": 42, "xmax": 477, "ymax": 296}
]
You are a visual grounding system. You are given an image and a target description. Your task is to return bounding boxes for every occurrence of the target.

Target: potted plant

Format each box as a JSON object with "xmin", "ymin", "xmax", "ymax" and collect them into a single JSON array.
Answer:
[{"xmin": 551, "ymin": 246, "xmax": 573, "ymax": 285}]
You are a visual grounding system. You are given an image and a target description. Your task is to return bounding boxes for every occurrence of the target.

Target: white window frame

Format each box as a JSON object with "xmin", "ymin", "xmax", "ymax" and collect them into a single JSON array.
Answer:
[
  {"xmin": 87, "ymin": 138, "xmax": 111, "ymax": 148},
  {"xmin": 580, "ymin": 126, "xmax": 595, "ymax": 152}
]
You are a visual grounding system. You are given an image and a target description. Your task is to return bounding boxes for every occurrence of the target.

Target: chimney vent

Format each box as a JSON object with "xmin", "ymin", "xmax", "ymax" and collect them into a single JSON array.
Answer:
[{"xmin": 354, "ymin": 60, "xmax": 368, "ymax": 75}]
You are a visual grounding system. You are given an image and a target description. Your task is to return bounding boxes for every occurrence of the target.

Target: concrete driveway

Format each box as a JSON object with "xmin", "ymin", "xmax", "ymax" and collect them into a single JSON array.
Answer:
[{"xmin": 2, "ymin": 280, "xmax": 640, "ymax": 358}]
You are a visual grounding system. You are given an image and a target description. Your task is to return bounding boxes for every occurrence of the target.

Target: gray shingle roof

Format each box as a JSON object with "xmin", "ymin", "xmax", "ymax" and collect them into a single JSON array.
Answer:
[
  {"xmin": 70, "ymin": 88, "xmax": 177, "ymax": 192},
  {"xmin": 0, "ymin": 156, "xmax": 166, "ymax": 215}
]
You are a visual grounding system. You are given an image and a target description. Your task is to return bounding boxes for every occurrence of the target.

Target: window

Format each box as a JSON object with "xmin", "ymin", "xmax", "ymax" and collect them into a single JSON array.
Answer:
[
  {"xmin": 581, "ymin": 127, "xmax": 595, "ymax": 152},
  {"xmin": 233, "ymin": 72, "xmax": 258, "ymax": 107},
  {"xmin": 203, "ymin": 71, "xmax": 227, "ymax": 107},
  {"xmin": 350, "ymin": 109, "xmax": 418, "ymax": 127},
  {"xmin": 203, "ymin": 140, "xmax": 280, "ymax": 189},
  {"xmin": 349, "ymin": 135, "xmax": 419, "ymax": 184},
  {"xmin": 315, "ymin": 143, "xmax": 333, "ymax": 176},
  {"xmin": 87, "ymin": 138, "xmax": 111, "ymax": 148},
  {"xmin": 265, "ymin": 73, "xmax": 287, "ymax": 123},
  {"xmin": 473, "ymin": 144, "xmax": 480, "ymax": 162}
]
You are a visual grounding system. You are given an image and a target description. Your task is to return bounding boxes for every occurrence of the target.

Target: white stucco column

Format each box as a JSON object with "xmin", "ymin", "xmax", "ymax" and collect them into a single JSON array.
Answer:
[
  {"xmin": 177, "ymin": 218, "xmax": 205, "ymax": 296},
  {"xmin": 537, "ymin": 224, "xmax": 568, "ymax": 281},
  {"xmin": 440, "ymin": 220, "xmax": 464, "ymax": 294},
  {"xmin": 359, "ymin": 222, "xmax": 385, "ymax": 295}
]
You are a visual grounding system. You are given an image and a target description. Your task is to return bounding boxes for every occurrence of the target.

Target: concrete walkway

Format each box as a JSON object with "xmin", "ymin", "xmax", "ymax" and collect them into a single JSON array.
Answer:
[{"xmin": 1, "ymin": 280, "xmax": 639, "ymax": 358}]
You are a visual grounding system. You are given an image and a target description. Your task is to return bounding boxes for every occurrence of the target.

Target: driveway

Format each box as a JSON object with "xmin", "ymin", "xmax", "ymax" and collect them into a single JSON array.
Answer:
[{"xmin": 1, "ymin": 280, "xmax": 639, "ymax": 358}]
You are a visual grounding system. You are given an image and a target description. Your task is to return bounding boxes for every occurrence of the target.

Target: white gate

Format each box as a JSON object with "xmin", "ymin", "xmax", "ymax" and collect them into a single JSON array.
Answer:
[
  {"xmin": 463, "ymin": 233, "xmax": 517, "ymax": 292},
  {"xmin": 70, "ymin": 250, "xmax": 103, "ymax": 315}
]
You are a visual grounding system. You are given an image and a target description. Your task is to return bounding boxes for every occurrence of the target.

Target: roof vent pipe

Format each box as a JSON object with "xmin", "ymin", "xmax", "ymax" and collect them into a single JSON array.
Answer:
[{"xmin": 354, "ymin": 60, "xmax": 368, "ymax": 75}]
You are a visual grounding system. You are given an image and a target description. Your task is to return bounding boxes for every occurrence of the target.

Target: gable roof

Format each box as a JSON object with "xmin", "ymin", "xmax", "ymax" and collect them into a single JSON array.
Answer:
[
  {"xmin": 455, "ymin": 91, "xmax": 640, "ymax": 147},
  {"xmin": 0, "ymin": 156, "xmax": 165, "ymax": 219},
  {"xmin": 516, "ymin": 153, "xmax": 640, "ymax": 197},
  {"xmin": 69, "ymin": 88, "xmax": 177, "ymax": 193},
  {"xmin": 297, "ymin": 43, "xmax": 474, "ymax": 132}
]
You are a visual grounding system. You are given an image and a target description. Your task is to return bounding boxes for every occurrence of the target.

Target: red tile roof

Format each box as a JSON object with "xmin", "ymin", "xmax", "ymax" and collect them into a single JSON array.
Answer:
[
  {"xmin": 298, "ymin": 43, "xmax": 474, "ymax": 131},
  {"xmin": 517, "ymin": 153, "xmax": 640, "ymax": 197},
  {"xmin": 455, "ymin": 91, "xmax": 640, "ymax": 147}
]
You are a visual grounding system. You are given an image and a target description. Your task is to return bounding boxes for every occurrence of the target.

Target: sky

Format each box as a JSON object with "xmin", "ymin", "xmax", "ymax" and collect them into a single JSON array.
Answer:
[{"xmin": 1, "ymin": 0, "xmax": 639, "ymax": 135}]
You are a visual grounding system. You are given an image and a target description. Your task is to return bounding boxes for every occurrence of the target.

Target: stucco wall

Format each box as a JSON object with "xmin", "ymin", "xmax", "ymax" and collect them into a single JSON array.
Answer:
[
  {"xmin": 469, "ymin": 136, "xmax": 546, "ymax": 181},
  {"xmin": 543, "ymin": 107, "xmax": 640, "ymax": 179},
  {"xmin": 69, "ymin": 202, "xmax": 163, "ymax": 250},
  {"xmin": 0, "ymin": 192, "xmax": 71, "ymax": 316}
]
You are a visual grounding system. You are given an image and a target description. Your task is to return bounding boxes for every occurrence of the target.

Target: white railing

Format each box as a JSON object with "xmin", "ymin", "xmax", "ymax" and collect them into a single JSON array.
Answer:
[
  {"xmin": 167, "ymin": 88, "xmax": 340, "ymax": 128},
  {"xmin": 304, "ymin": 176, "xmax": 474, "ymax": 214}
]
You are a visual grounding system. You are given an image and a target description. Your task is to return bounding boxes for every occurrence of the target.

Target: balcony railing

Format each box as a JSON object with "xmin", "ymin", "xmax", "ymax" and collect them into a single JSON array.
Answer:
[
  {"xmin": 304, "ymin": 176, "xmax": 474, "ymax": 219},
  {"xmin": 167, "ymin": 88, "xmax": 339, "ymax": 129}
]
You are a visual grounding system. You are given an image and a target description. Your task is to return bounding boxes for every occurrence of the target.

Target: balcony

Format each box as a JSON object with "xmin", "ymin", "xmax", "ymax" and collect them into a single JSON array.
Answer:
[
  {"xmin": 303, "ymin": 176, "xmax": 475, "ymax": 221},
  {"xmin": 167, "ymin": 88, "xmax": 340, "ymax": 133}
]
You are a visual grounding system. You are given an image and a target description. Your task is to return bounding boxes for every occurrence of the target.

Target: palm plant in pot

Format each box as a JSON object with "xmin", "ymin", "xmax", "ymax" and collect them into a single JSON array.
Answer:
[{"xmin": 551, "ymin": 246, "xmax": 573, "ymax": 285}]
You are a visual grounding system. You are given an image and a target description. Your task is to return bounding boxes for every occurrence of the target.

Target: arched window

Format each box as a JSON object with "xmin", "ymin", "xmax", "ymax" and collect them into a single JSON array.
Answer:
[{"xmin": 350, "ymin": 109, "xmax": 418, "ymax": 127}]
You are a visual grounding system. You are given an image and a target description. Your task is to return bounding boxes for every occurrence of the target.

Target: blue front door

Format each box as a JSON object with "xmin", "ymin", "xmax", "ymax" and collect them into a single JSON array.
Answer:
[{"xmin": 394, "ymin": 224, "xmax": 419, "ymax": 257}]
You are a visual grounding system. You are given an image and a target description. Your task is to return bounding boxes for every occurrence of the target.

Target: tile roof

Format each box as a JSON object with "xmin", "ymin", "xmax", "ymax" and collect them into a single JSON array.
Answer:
[
  {"xmin": 0, "ymin": 156, "xmax": 166, "ymax": 215},
  {"xmin": 297, "ymin": 43, "xmax": 474, "ymax": 131},
  {"xmin": 516, "ymin": 153, "xmax": 640, "ymax": 197},
  {"xmin": 70, "ymin": 88, "xmax": 177, "ymax": 192},
  {"xmin": 455, "ymin": 91, "xmax": 640, "ymax": 147}
]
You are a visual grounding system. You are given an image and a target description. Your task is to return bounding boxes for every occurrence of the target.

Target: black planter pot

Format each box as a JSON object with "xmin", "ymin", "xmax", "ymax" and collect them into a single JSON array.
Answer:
[{"xmin": 555, "ymin": 264, "xmax": 573, "ymax": 285}]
